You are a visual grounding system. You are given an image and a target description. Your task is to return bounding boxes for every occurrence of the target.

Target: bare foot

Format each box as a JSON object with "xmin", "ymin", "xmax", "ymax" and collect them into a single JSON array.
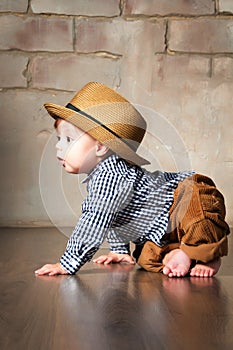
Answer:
[
  {"xmin": 162, "ymin": 249, "xmax": 191, "ymax": 278},
  {"xmin": 190, "ymin": 258, "xmax": 221, "ymax": 277}
]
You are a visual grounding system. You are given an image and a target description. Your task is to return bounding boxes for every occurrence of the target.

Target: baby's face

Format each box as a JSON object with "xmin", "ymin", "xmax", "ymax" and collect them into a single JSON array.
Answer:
[{"xmin": 55, "ymin": 119, "xmax": 99, "ymax": 174}]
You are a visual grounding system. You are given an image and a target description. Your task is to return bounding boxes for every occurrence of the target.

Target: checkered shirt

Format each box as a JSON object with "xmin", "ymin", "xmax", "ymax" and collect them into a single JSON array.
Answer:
[{"xmin": 60, "ymin": 154, "xmax": 194, "ymax": 274}]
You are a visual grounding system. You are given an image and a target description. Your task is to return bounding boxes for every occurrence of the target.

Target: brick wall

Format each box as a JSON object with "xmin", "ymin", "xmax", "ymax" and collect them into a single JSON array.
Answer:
[{"xmin": 0, "ymin": 0, "xmax": 232, "ymax": 227}]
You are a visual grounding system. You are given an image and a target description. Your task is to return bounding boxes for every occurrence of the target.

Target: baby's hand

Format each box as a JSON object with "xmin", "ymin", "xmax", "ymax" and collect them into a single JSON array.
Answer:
[
  {"xmin": 35, "ymin": 263, "xmax": 68, "ymax": 276},
  {"xmin": 93, "ymin": 253, "xmax": 135, "ymax": 265}
]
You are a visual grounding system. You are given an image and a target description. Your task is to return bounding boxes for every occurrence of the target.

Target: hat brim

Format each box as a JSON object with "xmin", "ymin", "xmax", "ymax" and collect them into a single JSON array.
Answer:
[{"xmin": 44, "ymin": 102, "xmax": 150, "ymax": 166}]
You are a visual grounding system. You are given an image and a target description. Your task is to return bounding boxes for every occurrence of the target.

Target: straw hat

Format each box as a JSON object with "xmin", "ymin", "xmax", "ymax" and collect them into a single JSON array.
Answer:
[{"xmin": 44, "ymin": 82, "xmax": 150, "ymax": 166}]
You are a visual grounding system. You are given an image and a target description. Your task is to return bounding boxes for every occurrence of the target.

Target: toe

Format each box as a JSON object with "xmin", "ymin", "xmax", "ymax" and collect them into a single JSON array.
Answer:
[
  {"xmin": 190, "ymin": 268, "xmax": 198, "ymax": 277},
  {"xmin": 163, "ymin": 266, "xmax": 171, "ymax": 276}
]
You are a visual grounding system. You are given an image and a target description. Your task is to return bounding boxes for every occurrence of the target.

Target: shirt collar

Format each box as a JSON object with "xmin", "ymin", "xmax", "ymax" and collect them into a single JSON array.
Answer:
[{"xmin": 81, "ymin": 153, "xmax": 119, "ymax": 184}]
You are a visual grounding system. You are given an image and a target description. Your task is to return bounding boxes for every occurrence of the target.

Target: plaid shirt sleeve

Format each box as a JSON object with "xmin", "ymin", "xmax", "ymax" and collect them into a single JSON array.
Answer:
[
  {"xmin": 60, "ymin": 170, "xmax": 133, "ymax": 274},
  {"xmin": 106, "ymin": 229, "xmax": 130, "ymax": 255}
]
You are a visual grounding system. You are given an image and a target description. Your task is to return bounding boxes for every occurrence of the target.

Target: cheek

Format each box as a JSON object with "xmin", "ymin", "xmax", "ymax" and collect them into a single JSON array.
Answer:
[
  {"xmin": 65, "ymin": 143, "xmax": 86, "ymax": 164},
  {"xmin": 64, "ymin": 144, "xmax": 77, "ymax": 158},
  {"xmin": 64, "ymin": 139, "xmax": 96, "ymax": 162}
]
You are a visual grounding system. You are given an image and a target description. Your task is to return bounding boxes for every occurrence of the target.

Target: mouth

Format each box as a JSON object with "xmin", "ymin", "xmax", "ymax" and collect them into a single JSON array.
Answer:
[{"xmin": 57, "ymin": 157, "xmax": 65, "ymax": 167}]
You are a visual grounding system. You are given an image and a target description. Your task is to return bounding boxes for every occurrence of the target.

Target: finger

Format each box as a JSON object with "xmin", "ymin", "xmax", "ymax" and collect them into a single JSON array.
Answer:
[
  {"xmin": 37, "ymin": 267, "xmax": 58, "ymax": 276},
  {"xmin": 35, "ymin": 265, "xmax": 44, "ymax": 274},
  {"xmin": 123, "ymin": 256, "xmax": 135, "ymax": 264},
  {"xmin": 104, "ymin": 256, "xmax": 115, "ymax": 265},
  {"xmin": 93, "ymin": 256, "xmax": 102, "ymax": 263},
  {"xmin": 35, "ymin": 264, "xmax": 54, "ymax": 275},
  {"xmin": 93, "ymin": 255, "xmax": 109, "ymax": 264},
  {"xmin": 36, "ymin": 268, "xmax": 52, "ymax": 275},
  {"xmin": 48, "ymin": 270, "xmax": 59, "ymax": 276},
  {"xmin": 35, "ymin": 266, "xmax": 47, "ymax": 275},
  {"xmin": 35, "ymin": 268, "xmax": 49, "ymax": 275},
  {"xmin": 36, "ymin": 264, "xmax": 52, "ymax": 271}
]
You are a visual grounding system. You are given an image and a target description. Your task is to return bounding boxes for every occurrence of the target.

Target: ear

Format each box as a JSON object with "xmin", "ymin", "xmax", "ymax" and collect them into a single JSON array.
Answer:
[{"xmin": 95, "ymin": 142, "xmax": 110, "ymax": 157}]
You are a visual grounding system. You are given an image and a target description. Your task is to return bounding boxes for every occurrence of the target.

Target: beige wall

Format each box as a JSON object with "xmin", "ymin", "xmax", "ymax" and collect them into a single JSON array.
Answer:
[{"xmin": 0, "ymin": 0, "xmax": 232, "ymax": 228}]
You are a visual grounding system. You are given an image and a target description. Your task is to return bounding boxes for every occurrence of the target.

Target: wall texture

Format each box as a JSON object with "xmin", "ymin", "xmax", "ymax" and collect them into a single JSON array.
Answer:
[{"xmin": 0, "ymin": 0, "xmax": 232, "ymax": 228}]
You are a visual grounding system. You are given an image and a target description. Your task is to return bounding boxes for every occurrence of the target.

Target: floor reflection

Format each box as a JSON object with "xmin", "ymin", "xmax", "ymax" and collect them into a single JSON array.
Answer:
[{"xmin": 56, "ymin": 265, "xmax": 231, "ymax": 350}]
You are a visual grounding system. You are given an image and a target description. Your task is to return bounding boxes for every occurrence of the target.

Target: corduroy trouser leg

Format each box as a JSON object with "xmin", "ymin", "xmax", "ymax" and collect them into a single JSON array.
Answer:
[{"xmin": 136, "ymin": 174, "xmax": 230, "ymax": 273}]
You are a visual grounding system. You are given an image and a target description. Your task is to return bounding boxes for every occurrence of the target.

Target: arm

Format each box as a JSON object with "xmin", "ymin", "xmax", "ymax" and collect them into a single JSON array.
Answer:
[
  {"xmin": 93, "ymin": 230, "xmax": 135, "ymax": 265},
  {"xmin": 35, "ymin": 170, "xmax": 133, "ymax": 275},
  {"xmin": 35, "ymin": 210, "xmax": 112, "ymax": 276}
]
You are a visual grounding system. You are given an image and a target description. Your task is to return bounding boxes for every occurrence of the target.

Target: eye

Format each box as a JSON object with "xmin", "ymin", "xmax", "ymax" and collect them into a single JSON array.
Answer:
[
  {"xmin": 67, "ymin": 136, "xmax": 73, "ymax": 143},
  {"xmin": 57, "ymin": 136, "xmax": 61, "ymax": 142}
]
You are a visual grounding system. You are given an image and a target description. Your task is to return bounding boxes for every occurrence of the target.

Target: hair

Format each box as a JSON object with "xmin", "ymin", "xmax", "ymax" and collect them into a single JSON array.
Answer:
[{"xmin": 53, "ymin": 117, "xmax": 61, "ymax": 129}]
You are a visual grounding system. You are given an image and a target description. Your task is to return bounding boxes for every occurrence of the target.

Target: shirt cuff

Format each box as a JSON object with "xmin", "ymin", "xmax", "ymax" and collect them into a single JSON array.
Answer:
[
  {"xmin": 60, "ymin": 251, "xmax": 83, "ymax": 274},
  {"xmin": 110, "ymin": 243, "xmax": 130, "ymax": 255}
]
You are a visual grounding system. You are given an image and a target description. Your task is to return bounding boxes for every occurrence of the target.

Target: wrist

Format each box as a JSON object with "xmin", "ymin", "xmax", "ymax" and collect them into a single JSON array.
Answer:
[{"xmin": 59, "ymin": 263, "xmax": 68, "ymax": 274}]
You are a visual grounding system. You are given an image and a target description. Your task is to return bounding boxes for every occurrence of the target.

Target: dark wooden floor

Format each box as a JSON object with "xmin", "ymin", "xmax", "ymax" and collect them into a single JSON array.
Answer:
[{"xmin": 0, "ymin": 228, "xmax": 233, "ymax": 350}]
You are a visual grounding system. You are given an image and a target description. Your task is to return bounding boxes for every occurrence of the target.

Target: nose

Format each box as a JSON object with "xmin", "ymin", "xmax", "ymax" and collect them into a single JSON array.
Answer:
[
  {"xmin": 56, "ymin": 137, "xmax": 62, "ymax": 150},
  {"xmin": 55, "ymin": 137, "xmax": 67, "ymax": 160},
  {"xmin": 56, "ymin": 141, "xmax": 60, "ymax": 150}
]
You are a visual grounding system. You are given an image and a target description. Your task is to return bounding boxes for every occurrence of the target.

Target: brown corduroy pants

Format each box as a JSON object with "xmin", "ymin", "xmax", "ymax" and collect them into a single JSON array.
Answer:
[{"xmin": 135, "ymin": 174, "xmax": 230, "ymax": 273}]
